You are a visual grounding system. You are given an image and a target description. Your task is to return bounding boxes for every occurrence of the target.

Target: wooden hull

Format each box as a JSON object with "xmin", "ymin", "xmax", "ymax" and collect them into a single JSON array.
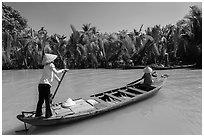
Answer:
[
  {"xmin": 152, "ymin": 64, "xmax": 196, "ymax": 70},
  {"xmin": 122, "ymin": 64, "xmax": 196, "ymax": 70},
  {"xmin": 17, "ymin": 75, "xmax": 167, "ymax": 126}
]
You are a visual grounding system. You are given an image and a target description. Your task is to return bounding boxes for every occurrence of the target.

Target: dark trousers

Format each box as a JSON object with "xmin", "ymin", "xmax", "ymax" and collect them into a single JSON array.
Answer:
[{"xmin": 36, "ymin": 84, "xmax": 52, "ymax": 118}]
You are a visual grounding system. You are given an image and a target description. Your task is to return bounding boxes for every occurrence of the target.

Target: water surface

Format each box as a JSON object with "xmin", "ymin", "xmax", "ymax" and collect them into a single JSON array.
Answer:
[{"xmin": 2, "ymin": 68, "xmax": 202, "ymax": 135}]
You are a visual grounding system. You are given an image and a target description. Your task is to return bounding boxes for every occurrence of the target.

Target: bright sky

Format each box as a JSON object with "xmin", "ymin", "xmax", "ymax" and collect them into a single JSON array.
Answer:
[{"xmin": 4, "ymin": 1, "xmax": 202, "ymax": 37}]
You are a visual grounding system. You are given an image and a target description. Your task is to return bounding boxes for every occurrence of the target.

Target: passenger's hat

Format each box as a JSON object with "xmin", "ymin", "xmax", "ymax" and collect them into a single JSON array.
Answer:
[
  {"xmin": 143, "ymin": 66, "xmax": 153, "ymax": 73},
  {"xmin": 42, "ymin": 53, "xmax": 57, "ymax": 65},
  {"xmin": 61, "ymin": 98, "xmax": 76, "ymax": 108}
]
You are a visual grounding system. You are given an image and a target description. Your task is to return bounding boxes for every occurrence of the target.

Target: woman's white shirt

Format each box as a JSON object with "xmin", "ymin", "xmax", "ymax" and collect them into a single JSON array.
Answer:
[{"xmin": 39, "ymin": 63, "xmax": 56, "ymax": 86}]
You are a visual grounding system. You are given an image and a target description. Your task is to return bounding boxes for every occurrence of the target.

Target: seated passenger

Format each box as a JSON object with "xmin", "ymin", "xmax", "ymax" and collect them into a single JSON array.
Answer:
[{"xmin": 141, "ymin": 66, "xmax": 157, "ymax": 90}]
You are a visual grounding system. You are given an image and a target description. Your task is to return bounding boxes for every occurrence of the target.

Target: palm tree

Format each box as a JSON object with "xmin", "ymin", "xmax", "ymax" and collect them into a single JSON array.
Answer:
[
  {"xmin": 66, "ymin": 24, "xmax": 81, "ymax": 68},
  {"xmin": 176, "ymin": 5, "xmax": 202, "ymax": 66},
  {"xmin": 131, "ymin": 32, "xmax": 160, "ymax": 65},
  {"xmin": 14, "ymin": 28, "xmax": 42, "ymax": 69},
  {"xmin": 2, "ymin": 30, "xmax": 12, "ymax": 69},
  {"xmin": 49, "ymin": 34, "xmax": 68, "ymax": 68},
  {"xmin": 80, "ymin": 23, "xmax": 101, "ymax": 68},
  {"xmin": 185, "ymin": 6, "xmax": 202, "ymax": 45},
  {"xmin": 98, "ymin": 33, "xmax": 123, "ymax": 68},
  {"xmin": 184, "ymin": 5, "xmax": 202, "ymax": 66}
]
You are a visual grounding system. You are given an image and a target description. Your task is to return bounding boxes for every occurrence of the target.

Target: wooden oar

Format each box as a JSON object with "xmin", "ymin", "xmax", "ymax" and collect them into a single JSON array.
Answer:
[
  {"xmin": 50, "ymin": 49, "xmax": 68, "ymax": 103},
  {"xmin": 50, "ymin": 71, "xmax": 67, "ymax": 103},
  {"xmin": 127, "ymin": 77, "xmax": 143, "ymax": 86}
]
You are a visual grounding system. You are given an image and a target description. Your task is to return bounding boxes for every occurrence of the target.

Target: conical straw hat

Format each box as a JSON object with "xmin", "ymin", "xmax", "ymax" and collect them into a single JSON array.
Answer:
[
  {"xmin": 42, "ymin": 53, "xmax": 57, "ymax": 65},
  {"xmin": 143, "ymin": 66, "xmax": 153, "ymax": 73},
  {"xmin": 62, "ymin": 98, "xmax": 76, "ymax": 108}
]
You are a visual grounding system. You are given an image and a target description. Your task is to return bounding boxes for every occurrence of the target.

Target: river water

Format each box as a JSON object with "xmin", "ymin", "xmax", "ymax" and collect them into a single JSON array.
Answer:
[{"xmin": 2, "ymin": 68, "xmax": 202, "ymax": 135}]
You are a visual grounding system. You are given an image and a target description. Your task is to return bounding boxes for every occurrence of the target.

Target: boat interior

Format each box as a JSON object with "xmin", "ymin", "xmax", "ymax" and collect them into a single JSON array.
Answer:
[
  {"xmin": 19, "ymin": 80, "xmax": 161, "ymax": 119},
  {"xmin": 90, "ymin": 83, "xmax": 157, "ymax": 104}
]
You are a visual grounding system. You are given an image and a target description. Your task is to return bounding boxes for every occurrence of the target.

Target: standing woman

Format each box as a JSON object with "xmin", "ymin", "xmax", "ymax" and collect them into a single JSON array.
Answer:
[{"xmin": 35, "ymin": 53, "xmax": 68, "ymax": 118}]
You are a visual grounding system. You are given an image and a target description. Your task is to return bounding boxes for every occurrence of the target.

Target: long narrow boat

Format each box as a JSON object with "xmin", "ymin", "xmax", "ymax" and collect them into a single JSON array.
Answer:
[
  {"xmin": 122, "ymin": 64, "xmax": 196, "ymax": 70},
  {"xmin": 17, "ymin": 74, "xmax": 168, "ymax": 127},
  {"xmin": 151, "ymin": 64, "xmax": 196, "ymax": 70}
]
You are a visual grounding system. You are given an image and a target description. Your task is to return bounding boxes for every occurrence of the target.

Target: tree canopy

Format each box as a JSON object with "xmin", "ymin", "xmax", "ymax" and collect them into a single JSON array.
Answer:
[
  {"xmin": 2, "ymin": 4, "xmax": 202, "ymax": 69},
  {"xmin": 2, "ymin": 3, "xmax": 28, "ymax": 33}
]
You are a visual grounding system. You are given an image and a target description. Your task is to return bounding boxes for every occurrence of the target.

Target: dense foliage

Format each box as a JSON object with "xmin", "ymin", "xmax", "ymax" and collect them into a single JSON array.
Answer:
[
  {"xmin": 2, "ymin": 3, "xmax": 202, "ymax": 70},
  {"xmin": 2, "ymin": 3, "xmax": 27, "ymax": 33}
]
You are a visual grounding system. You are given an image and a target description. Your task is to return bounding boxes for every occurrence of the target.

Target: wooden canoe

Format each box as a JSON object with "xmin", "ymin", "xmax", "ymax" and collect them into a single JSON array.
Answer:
[
  {"xmin": 122, "ymin": 64, "xmax": 196, "ymax": 70},
  {"xmin": 152, "ymin": 64, "xmax": 196, "ymax": 70},
  {"xmin": 17, "ymin": 74, "xmax": 168, "ymax": 126}
]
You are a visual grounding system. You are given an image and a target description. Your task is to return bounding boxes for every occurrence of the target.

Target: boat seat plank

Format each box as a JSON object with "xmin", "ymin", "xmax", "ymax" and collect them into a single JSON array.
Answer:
[
  {"xmin": 127, "ymin": 87, "xmax": 146, "ymax": 94},
  {"xmin": 104, "ymin": 93, "xmax": 122, "ymax": 101},
  {"xmin": 91, "ymin": 97, "xmax": 110, "ymax": 106},
  {"xmin": 69, "ymin": 99, "xmax": 95, "ymax": 113},
  {"xmin": 118, "ymin": 89, "xmax": 136, "ymax": 97}
]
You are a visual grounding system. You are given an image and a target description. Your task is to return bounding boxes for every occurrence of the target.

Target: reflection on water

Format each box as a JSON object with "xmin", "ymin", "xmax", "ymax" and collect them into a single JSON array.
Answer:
[{"xmin": 2, "ymin": 69, "xmax": 202, "ymax": 135}]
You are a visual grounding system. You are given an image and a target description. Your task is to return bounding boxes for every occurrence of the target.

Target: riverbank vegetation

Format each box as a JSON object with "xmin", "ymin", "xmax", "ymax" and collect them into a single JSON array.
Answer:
[{"xmin": 2, "ymin": 3, "xmax": 202, "ymax": 70}]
